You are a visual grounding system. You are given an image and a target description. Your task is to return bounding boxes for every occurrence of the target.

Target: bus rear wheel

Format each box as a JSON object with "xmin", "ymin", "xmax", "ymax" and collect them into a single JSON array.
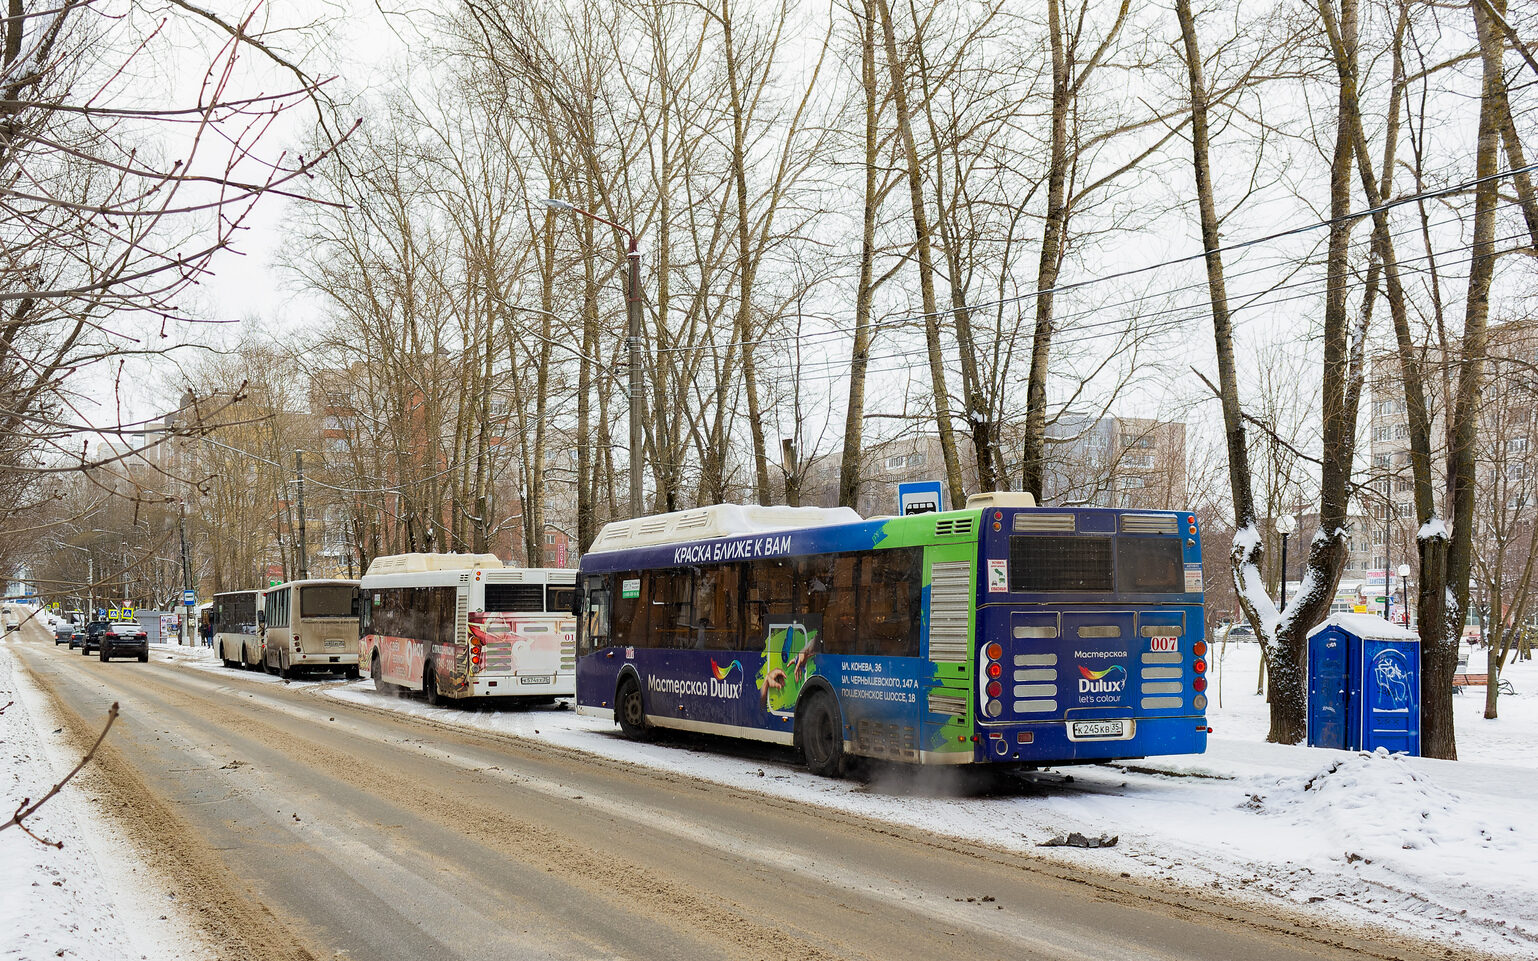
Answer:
[
  {"xmin": 422, "ymin": 664, "xmax": 444, "ymax": 707},
  {"xmin": 371, "ymin": 654, "xmax": 388, "ymax": 693},
  {"xmin": 615, "ymin": 676, "xmax": 651, "ymax": 741},
  {"xmin": 800, "ymin": 692, "xmax": 846, "ymax": 778}
]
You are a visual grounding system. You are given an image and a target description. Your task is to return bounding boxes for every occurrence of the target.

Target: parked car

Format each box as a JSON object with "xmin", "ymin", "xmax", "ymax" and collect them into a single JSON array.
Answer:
[
  {"xmin": 53, "ymin": 623, "xmax": 75, "ymax": 644},
  {"xmin": 90, "ymin": 621, "xmax": 149, "ymax": 662},
  {"xmin": 1223, "ymin": 623, "xmax": 1256, "ymax": 642}
]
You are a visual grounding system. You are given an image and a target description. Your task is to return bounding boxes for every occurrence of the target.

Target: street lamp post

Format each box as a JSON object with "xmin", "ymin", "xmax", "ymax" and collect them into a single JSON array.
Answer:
[
  {"xmin": 1397, "ymin": 563, "xmax": 1412, "ymax": 627},
  {"xmin": 541, "ymin": 197, "xmax": 646, "ymax": 520},
  {"xmin": 1275, "ymin": 513, "xmax": 1298, "ymax": 607}
]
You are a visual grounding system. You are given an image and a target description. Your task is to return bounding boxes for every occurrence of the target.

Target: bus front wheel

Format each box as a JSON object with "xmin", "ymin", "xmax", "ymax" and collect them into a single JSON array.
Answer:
[
  {"xmin": 616, "ymin": 676, "xmax": 652, "ymax": 741},
  {"xmin": 371, "ymin": 653, "xmax": 388, "ymax": 693},
  {"xmin": 799, "ymin": 692, "xmax": 846, "ymax": 778}
]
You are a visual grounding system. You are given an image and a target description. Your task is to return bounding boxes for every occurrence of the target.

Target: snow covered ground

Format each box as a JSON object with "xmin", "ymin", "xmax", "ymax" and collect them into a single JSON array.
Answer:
[
  {"xmin": 6, "ymin": 626, "xmax": 1537, "ymax": 958},
  {"xmin": 1, "ymin": 634, "xmax": 214, "ymax": 961}
]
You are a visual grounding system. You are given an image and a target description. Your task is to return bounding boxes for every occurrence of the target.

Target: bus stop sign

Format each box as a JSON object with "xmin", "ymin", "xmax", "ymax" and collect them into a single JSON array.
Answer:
[
  {"xmin": 898, "ymin": 481, "xmax": 944, "ymax": 516},
  {"xmin": 183, "ymin": 590, "xmax": 197, "ymax": 607}
]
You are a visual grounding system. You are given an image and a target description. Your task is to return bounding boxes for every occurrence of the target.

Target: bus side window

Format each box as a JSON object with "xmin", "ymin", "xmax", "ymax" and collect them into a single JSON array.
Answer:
[
  {"xmin": 610, "ymin": 572, "xmax": 642, "ymax": 649},
  {"xmin": 744, "ymin": 558, "xmax": 794, "ymax": 646},
  {"xmin": 690, "ymin": 564, "xmax": 740, "ymax": 650},
  {"xmin": 580, "ymin": 576, "xmax": 611, "ymax": 654},
  {"xmin": 862, "ymin": 548, "xmax": 921, "ymax": 658}
]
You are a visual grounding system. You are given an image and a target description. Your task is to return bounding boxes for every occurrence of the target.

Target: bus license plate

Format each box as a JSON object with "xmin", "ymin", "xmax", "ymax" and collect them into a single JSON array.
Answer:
[
  {"xmin": 324, "ymin": 639, "xmax": 344, "ymax": 651},
  {"xmin": 1072, "ymin": 719, "xmax": 1126, "ymax": 739},
  {"xmin": 518, "ymin": 675, "xmax": 552, "ymax": 685}
]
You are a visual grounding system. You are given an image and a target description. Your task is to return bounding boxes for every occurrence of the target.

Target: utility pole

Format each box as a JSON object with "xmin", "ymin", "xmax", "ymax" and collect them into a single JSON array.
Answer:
[
  {"xmin": 178, "ymin": 501, "xmax": 193, "ymax": 646},
  {"xmin": 296, "ymin": 452, "xmax": 310, "ymax": 580}
]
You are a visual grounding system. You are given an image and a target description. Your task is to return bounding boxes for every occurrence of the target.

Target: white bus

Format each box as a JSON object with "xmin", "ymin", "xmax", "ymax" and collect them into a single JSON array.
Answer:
[
  {"xmin": 212, "ymin": 590, "xmax": 264, "ymax": 669},
  {"xmin": 260, "ymin": 579, "xmax": 361, "ymax": 678},
  {"xmin": 359, "ymin": 553, "xmax": 575, "ymax": 704}
]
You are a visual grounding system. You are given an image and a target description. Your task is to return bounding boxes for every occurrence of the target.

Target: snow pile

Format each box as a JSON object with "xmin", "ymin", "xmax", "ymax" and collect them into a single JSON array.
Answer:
[{"xmin": 1237, "ymin": 749, "xmax": 1529, "ymax": 940}]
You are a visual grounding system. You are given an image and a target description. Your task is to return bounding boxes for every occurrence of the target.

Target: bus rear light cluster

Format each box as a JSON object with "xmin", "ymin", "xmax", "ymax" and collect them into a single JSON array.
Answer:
[
  {"xmin": 984, "ymin": 642, "xmax": 1003, "ymax": 717},
  {"xmin": 1193, "ymin": 640, "xmax": 1207, "ymax": 657}
]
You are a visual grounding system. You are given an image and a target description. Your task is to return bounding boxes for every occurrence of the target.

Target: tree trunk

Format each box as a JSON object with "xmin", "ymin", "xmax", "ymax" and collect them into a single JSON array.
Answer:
[
  {"xmin": 872, "ymin": 0, "xmax": 964, "ymax": 508},
  {"xmin": 839, "ymin": 0, "xmax": 882, "ymax": 511},
  {"xmin": 1438, "ymin": 0, "xmax": 1504, "ymax": 757}
]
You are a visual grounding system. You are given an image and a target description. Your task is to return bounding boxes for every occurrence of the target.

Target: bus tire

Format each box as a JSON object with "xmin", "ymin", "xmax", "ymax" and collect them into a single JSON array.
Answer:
[
  {"xmin": 422, "ymin": 664, "xmax": 444, "ymax": 707},
  {"xmin": 799, "ymin": 691, "xmax": 846, "ymax": 778},
  {"xmin": 344, "ymin": 665, "xmax": 360, "ymax": 681},
  {"xmin": 615, "ymin": 675, "xmax": 652, "ymax": 741},
  {"xmin": 371, "ymin": 653, "xmax": 388, "ymax": 693}
]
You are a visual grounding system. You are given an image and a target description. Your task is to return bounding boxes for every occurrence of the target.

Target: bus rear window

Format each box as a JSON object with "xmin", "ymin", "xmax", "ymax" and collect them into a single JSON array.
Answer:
[
  {"xmin": 1009, "ymin": 536, "xmax": 1112, "ymax": 592},
  {"xmin": 485, "ymin": 584, "xmax": 544, "ymax": 612},
  {"xmin": 301, "ymin": 586, "xmax": 356, "ymax": 618},
  {"xmin": 1116, "ymin": 537, "xmax": 1185, "ymax": 593},
  {"xmin": 546, "ymin": 586, "xmax": 576, "ymax": 615}
]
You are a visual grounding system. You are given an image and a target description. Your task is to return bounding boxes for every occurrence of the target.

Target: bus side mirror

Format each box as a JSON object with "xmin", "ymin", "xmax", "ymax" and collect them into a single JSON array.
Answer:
[{"xmin": 257, "ymin": 611, "xmax": 266, "ymax": 626}]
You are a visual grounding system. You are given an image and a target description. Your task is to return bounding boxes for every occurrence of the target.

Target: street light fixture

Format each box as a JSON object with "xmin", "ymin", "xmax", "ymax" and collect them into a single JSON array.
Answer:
[
  {"xmin": 1397, "ymin": 563, "xmax": 1412, "ymax": 627},
  {"xmin": 541, "ymin": 197, "xmax": 646, "ymax": 520},
  {"xmin": 1275, "ymin": 513, "xmax": 1298, "ymax": 607}
]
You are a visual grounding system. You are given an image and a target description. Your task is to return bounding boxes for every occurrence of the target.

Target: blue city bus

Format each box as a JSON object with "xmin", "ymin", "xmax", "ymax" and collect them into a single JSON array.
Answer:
[{"xmin": 574, "ymin": 494, "xmax": 1208, "ymax": 776}]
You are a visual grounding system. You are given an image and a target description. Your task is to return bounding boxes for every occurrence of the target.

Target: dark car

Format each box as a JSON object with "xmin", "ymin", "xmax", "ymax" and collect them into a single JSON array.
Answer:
[
  {"xmin": 53, "ymin": 623, "xmax": 75, "ymax": 645},
  {"xmin": 89, "ymin": 621, "xmax": 149, "ymax": 662}
]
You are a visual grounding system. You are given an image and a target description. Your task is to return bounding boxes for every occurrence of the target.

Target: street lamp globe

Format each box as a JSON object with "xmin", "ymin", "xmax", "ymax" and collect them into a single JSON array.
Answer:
[{"xmin": 1274, "ymin": 514, "xmax": 1298, "ymax": 536}]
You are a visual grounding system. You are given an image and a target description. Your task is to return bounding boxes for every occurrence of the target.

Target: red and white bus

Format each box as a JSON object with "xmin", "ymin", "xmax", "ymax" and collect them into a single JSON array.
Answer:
[{"xmin": 359, "ymin": 553, "xmax": 576, "ymax": 703}]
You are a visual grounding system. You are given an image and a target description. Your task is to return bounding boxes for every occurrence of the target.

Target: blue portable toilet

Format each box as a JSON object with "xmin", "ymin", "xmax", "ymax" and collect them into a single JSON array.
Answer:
[{"xmin": 1306, "ymin": 614, "xmax": 1420, "ymax": 755}]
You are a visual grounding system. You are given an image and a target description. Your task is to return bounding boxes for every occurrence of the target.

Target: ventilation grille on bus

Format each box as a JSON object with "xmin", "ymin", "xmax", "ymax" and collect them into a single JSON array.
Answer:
[
  {"xmin": 1121, "ymin": 513, "xmax": 1179, "ymax": 534},
  {"xmin": 935, "ymin": 517, "xmax": 975, "ymax": 538},
  {"xmin": 636, "ymin": 517, "xmax": 671, "ymax": 538},
  {"xmin": 483, "ymin": 570, "xmax": 527, "ymax": 583},
  {"xmin": 928, "ymin": 561, "xmax": 972, "ymax": 662},
  {"xmin": 1012, "ymin": 513, "xmax": 1076, "ymax": 532},
  {"xmin": 456, "ymin": 592, "xmax": 469, "ymax": 643},
  {"xmin": 928, "ymin": 692, "xmax": 967, "ymax": 717}
]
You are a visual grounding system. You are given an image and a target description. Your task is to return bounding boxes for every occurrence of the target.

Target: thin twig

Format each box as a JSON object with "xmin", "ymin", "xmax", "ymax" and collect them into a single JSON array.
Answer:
[{"xmin": 2, "ymin": 702, "xmax": 120, "ymax": 849}]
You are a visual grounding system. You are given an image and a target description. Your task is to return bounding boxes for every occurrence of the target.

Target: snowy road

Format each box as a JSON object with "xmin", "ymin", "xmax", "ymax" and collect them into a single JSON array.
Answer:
[{"xmin": 8, "ymin": 637, "xmax": 1481, "ymax": 961}]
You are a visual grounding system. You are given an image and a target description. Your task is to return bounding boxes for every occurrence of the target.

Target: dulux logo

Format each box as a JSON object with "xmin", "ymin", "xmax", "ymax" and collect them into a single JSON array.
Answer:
[{"xmin": 1078, "ymin": 663, "xmax": 1128, "ymax": 694}]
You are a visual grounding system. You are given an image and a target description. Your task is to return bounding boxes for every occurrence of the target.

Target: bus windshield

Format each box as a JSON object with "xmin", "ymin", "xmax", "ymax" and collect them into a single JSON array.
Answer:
[{"xmin": 301, "ymin": 585, "xmax": 356, "ymax": 618}]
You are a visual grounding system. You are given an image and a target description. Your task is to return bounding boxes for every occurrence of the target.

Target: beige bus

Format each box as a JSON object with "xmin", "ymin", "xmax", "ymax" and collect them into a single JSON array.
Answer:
[
  {"xmin": 212, "ymin": 589, "xmax": 264, "ymax": 669},
  {"xmin": 259, "ymin": 579, "xmax": 360, "ymax": 679}
]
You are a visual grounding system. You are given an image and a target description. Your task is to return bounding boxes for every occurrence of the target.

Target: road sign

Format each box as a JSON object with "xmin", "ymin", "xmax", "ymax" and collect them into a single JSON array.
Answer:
[
  {"xmin": 183, "ymin": 590, "xmax": 197, "ymax": 606},
  {"xmin": 897, "ymin": 481, "xmax": 945, "ymax": 516},
  {"xmin": 96, "ymin": 607, "xmax": 107, "ymax": 619}
]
